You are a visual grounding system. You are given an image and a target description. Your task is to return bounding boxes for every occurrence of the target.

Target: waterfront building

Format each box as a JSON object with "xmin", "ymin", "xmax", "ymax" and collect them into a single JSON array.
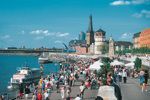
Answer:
[
  {"xmin": 109, "ymin": 37, "xmax": 115, "ymax": 57},
  {"xmin": 89, "ymin": 43, "xmax": 95, "ymax": 54},
  {"xmin": 94, "ymin": 29, "xmax": 106, "ymax": 54},
  {"xmin": 86, "ymin": 15, "xmax": 95, "ymax": 47},
  {"xmin": 70, "ymin": 15, "xmax": 107, "ymax": 55},
  {"xmin": 133, "ymin": 32, "xmax": 140, "ymax": 48},
  {"xmin": 139, "ymin": 28, "xmax": 150, "ymax": 48},
  {"xmin": 79, "ymin": 31, "xmax": 86, "ymax": 41},
  {"xmin": 75, "ymin": 45, "xmax": 87, "ymax": 54},
  {"xmin": 115, "ymin": 41, "xmax": 133, "ymax": 51},
  {"xmin": 69, "ymin": 40, "xmax": 86, "ymax": 48}
]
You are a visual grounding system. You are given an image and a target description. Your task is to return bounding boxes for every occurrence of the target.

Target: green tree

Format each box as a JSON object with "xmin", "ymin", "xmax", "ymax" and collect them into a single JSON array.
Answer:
[
  {"xmin": 101, "ymin": 44, "xmax": 109, "ymax": 54},
  {"xmin": 134, "ymin": 57, "xmax": 142, "ymax": 70}
]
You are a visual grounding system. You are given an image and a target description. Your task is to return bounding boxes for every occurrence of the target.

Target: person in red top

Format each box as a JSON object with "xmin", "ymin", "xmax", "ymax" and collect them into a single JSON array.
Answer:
[{"xmin": 37, "ymin": 92, "xmax": 42, "ymax": 100}]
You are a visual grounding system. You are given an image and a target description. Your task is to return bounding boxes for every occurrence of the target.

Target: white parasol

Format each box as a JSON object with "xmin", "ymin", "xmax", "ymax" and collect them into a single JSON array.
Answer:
[
  {"xmin": 89, "ymin": 60, "xmax": 103, "ymax": 70},
  {"xmin": 125, "ymin": 62, "xmax": 134, "ymax": 69},
  {"xmin": 110, "ymin": 60, "xmax": 124, "ymax": 66}
]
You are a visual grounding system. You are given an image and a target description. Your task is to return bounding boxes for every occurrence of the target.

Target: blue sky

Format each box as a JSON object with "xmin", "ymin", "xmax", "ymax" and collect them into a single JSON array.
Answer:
[{"xmin": 0, "ymin": 0, "xmax": 150, "ymax": 48}]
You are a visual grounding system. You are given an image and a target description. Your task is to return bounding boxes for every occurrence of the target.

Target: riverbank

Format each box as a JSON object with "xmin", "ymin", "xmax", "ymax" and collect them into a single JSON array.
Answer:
[{"xmin": 0, "ymin": 53, "xmax": 39, "ymax": 56}]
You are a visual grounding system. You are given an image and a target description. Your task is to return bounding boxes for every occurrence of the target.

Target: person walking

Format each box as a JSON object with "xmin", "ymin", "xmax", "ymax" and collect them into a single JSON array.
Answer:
[
  {"xmin": 56, "ymin": 80, "xmax": 60, "ymax": 93},
  {"xmin": 139, "ymin": 69, "xmax": 145, "ymax": 92},
  {"xmin": 32, "ymin": 87, "xmax": 38, "ymax": 100},
  {"xmin": 24, "ymin": 85, "xmax": 30, "ymax": 100},
  {"xmin": 44, "ymin": 90, "xmax": 49, "ymax": 100},
  {"xmin": 60, "ymin": 86, "xmax": 65, "ymax": 100},
  {"xmin": 79, "ymin": 82, "xmax": 85, "ymax": 99},
  {"xmin": 143, "ymin": 70, "xmax": 149, "ymax": 92},
  {"xmin": 18, "ymin": 83, "xmax": 24, "ymax": 99},
  {"xmin": 66, "ymin": 86, "xmax": 71, "ymax": 100},
  {"xmin": 118, "ymin": 70, "xmax": 122, "ymax": 82},
  {"xmin": 37, "ymin": 91, "xmax": 42, "ymax": 100},
  {"xmin": 122, "ymin": 69, "xmax": 127, "ymax": 83}
]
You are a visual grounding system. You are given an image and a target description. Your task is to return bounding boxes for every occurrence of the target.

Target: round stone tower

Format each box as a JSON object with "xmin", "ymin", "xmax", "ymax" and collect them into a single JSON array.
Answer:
[{"xmin": 94, "ymin": 29, "xmax": 106, "ymax": 54}]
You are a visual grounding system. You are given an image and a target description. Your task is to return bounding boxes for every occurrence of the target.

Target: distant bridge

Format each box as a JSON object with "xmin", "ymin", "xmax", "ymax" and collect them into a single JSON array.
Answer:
[{"xmin": 0, "ymin": 49, "xmax": 64, "ymax": 54}]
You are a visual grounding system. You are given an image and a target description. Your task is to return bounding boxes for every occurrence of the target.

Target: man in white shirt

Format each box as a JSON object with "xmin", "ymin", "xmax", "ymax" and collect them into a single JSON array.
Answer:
[
  {"xmin": 79, "ymin": 82, "xmax": 85, "ymax": 99},
  {"xmin": 44, "ymin": 91, "xmax": 49, "ymax": 100},
  {"xmin": 74, "ymin": 94, "xmax": 81, "ymax": 100}
]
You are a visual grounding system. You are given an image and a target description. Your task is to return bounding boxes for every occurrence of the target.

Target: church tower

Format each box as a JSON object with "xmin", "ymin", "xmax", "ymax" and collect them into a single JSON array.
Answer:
[
  {"xmin": 86, "ymin": 15, "xmax": 94, "ymax": 47},
  {"xmin": 109, "ymin": 36, "xmax": 115, "ymax": 57}
]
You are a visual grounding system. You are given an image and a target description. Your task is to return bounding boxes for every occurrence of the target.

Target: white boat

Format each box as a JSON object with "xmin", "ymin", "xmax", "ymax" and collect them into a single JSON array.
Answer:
[
  {"xmin": 9, "ymin": 67, "xmax": 41, "ymax": 88},
  {"xmin": 38, "ymin": 57, "xmax": 52, "ymax": 64},
  {"xmin": 38, "ymin": 57, "xmax": 49, "ymax": 61}
]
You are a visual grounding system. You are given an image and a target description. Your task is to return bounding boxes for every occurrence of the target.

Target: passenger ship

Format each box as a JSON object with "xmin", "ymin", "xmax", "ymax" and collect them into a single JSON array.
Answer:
[{"xmin": 8, "ymin": 67, "xmax": 41, "ymax": 89}]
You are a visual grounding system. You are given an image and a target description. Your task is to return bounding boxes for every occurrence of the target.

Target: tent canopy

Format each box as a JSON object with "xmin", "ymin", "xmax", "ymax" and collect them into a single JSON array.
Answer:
[
  {"xmin": 125, "ymin": 62, "xmax": 134, "ymax": 69},
  {"xmin": 89, "ymin": 60, "xmax": 103, "ymax": 70},
  {"xmin": 110, "ymin": 60, "xmax": 124, "ymax": 66}
]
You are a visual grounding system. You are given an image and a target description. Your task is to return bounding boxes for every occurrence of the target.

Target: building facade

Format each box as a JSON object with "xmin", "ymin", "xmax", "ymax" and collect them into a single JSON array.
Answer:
[
  {"xmin": 75, "ymin": 46, "xmax": 87, "ymax": 54},
  {"xmin": 109, "ymin": 37, "xmax": 115, "ymax": 57},
  {"xmin": 115, "ymin": 41, "xmax": 133, "ymax": 51},
  {"xmin": 139, "ymin": 28, "xmax": 150, "ymax": 48},
  {"xmin": 133, "ymin": 32, "xmax": 140, "ymax": 48},
  {"xmin": 94, "ymin": 29, "xmax": 106, "ymax": 54}
]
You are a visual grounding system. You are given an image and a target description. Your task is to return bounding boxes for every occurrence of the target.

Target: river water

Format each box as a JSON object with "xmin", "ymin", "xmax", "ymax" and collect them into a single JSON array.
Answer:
[{"xmin": 0, "ymin": 55, "xmax": 60, "ymax": 94}]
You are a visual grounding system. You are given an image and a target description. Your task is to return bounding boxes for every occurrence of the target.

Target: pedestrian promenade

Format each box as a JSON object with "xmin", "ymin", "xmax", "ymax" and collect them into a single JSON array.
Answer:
[
  {"xmin": 15, "ymin": 77, "xmax": 98, "ymax": 100},
  {"xmin": 13, "ymin": 77, "xmax": 150, "ymax": 100},
  {"xmin": 49, "ymin": 80, "xmax": 98, "ymax": 100},
  {"xmin": 120, "ymin": 77, "xmax": 150, "ymax": 100}
]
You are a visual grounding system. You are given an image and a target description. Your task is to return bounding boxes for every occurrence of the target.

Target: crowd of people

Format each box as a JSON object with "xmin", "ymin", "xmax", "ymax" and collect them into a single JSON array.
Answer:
[
  {"xmin": 1, "ymin": 54, "xmax": 149, "ymax": 100},
  {"xmin": 16, "ymin": 55, "xmax": 123, "ymax": 100}
]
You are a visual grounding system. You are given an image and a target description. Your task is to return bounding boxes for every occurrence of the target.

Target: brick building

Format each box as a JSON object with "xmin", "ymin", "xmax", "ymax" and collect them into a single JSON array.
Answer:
[
  {"xmin": 139, "ymin": 28, "xmax": 150, "ymax": 48},
  {"xmin": 75, "ymin": 46, "xmax": 87, "ymax": 54}
]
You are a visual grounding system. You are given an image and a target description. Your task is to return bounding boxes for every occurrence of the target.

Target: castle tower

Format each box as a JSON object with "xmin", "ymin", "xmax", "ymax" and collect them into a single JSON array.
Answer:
[
  {"xmin": 86, "ymin": 15, "xmax": 94, "ymax": 47},
  {"xmin": 94, "ymin": 29, "xmax": 106, "ymax": 54},
  {"xmin": 109, "ymin": 36, "xmax": 115, "ymax": 57}
]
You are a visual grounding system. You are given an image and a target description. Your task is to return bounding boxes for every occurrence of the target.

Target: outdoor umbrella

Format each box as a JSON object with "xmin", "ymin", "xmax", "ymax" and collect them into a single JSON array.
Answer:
[
  {"xmin": 110, "ymin": 60, "xmax": 124, "ymax": 66},
  {"xmin": 125, "ymin": 62, "xmax": 134, "ymax": 69},
  {"xmin": 89, "ymin": 60, "xmax": 103, "ymax": 70}
]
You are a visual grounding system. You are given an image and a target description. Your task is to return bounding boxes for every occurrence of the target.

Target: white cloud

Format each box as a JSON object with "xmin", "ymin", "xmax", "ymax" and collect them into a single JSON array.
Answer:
[
  {"xmin": 30, "ymin": 30, "xmax": 70, "ymax": 38},
  {"xmin": 35, "ymin": 36, "xmax": 44, "ymax": 40},
  {"xmin": 132, "ymin": 13, "xmax": 143, "ymax": 18},
  {"xmin": 1, "ymin": 35, "xmax": 10, "ymax": 39},
  {"xmin": 55, "ymin": 40, "xmax": 62, "ymax": 43},
  {"xmin": 121, "ymin": 33, "xmax": 132, "ymax": 39},
  {"xmin": 110, "ymin": 0, "xmax": 130, "ymax": 6},
  {"xmin": 30, "ymin": 30, "xmax": 53, "ymax": 36},
  {"xmin": 132, "ymin": 9, "xmax": 150, "ymax": 18},
  {"xmin": 110, "ymin": 0, "xmax": 150, "ymax": 6},
  {"xmin": 57, "ymin": 32, "xmax": 69, "ymax": 37}
]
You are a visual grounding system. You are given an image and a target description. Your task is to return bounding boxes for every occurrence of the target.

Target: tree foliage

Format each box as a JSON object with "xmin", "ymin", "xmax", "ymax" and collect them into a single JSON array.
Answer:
[
  {"xmin": 134, "ymin": 57, "xmax": 142, "ymax": 70},
  {"xmin": 101, "ymin": 44, "xmax": 109, "ymax": 54},
  {"xmin": 115, "ymin": 47, "xmax": 150, "ymax": 55}
]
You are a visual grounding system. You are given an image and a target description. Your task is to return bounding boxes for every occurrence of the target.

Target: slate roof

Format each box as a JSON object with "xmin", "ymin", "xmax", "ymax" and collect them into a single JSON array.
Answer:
[{"xmin": 96, "ymin": 28, "xmax": 106, "ymax": 36}]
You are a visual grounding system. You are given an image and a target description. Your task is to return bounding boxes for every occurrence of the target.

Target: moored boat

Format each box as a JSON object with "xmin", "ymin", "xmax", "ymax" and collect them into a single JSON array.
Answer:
[
  {"xmin": 38, "ymin": 57, "xmax": 52, "ymax": 64},
  {"xmin": 8, "ymin": 67, "xmax": 41, "ymax": 89}
]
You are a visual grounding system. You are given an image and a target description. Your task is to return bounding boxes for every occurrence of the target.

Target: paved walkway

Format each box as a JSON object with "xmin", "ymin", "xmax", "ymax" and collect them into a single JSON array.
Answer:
[
  {"xmin": 15, "ymin": 78, "xmax": 98, "ymax": 100},
  {"xmin": 49, "ymin": 80, "xmax": 98, "ymax": 100},
  {"xmin": 120, "ymin": 77, "xmax": 150, "ymax": 100},
  {"xmin": 14, "ymin": 77, "xmax": 150, "ymax": 100}
]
